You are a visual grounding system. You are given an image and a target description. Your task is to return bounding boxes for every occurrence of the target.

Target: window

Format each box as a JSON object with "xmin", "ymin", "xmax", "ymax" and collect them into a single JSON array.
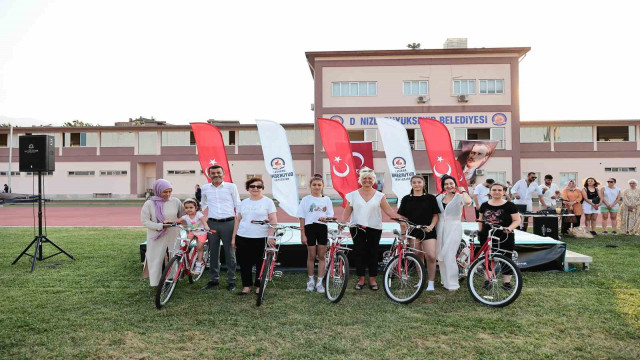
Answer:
[
  {"xmin": 403, "ymin": 81, "xmax": 428, "ymax": 95},
  {"xmin": 347, "ymin": 130, "xmax": 364, "ymax": 141},
  {"xmin": 479, "ymin": 80, "xmax": 504, "ymax": 94},
  {"xmin": 0, "ymin": 134, "xmax": 7, "ymax": 147},
  {"xmin": 486, "ymin": 171, "xmax": 506, "ymax": 184},
  {"xmin": 161, "ymin": 131, "xmax": 191, "ymax": 146},
  {"xmin": 522, "ymin": 172, "xmax": 541, "ymax": 185},
  {"xmin": 287, "ymin": 129, "xmax": 314, "ymax": 145},
  {"xmin": 490, "ymin": 128, "xmax": 505, "ymax": 150},
  {"xmin": 453, "ymin": 80, "xmax": 476, "ymax": 95},
  {"xmin": 454, "ymin": 128, "xmax": 503, "ymax": 149},
  {"xmin": 100, "ymin": 170, "xmax": 128, "ymax": 176},
  {"xmin": 554, "ymin": 126, "xmax": 593, "ymax": 142},
  {"xmin": 324, "ymin": 173, "xmax": 333, "ymax": 188},
  {"xmin": 246, "ymin": 174, "xmax": 263, "ymax": 180},
  {"xmin": 605, "ymin": 167, "xmax": 637, "ymax": 172},
  {"xmin": 63, "ymin": 132, "xmax": 97, "ymax": 147},
  {"xmin": 68, "ymin": 171, "xmax": 95, "ymax": 176},
  {"xmin": 597, "ymin": 126, "xmax": 636, "ymax": 142},
  {"xmin": 239, "ymin": 130, "xmax": 260, "ymax": 146},
  {"xmin": 190, "ymin": 131, "xmax": 196, "ymax": 146},
  {"xmin": 520, "ymin": 127, "xmax": 551, "ymax": 143},
  {"xmin": 101, "ymin": 132, "xmax": 134, "ymax": 147},
  {"xmin": 0, "ymin": 171, "xmax": 20, "ymax": 176},
  {"xmin": 222, "ymin": 131, "xmax": 236, "ymax": 146},
  {"xmin": 409, "ymin": 129, "xmax": 425, "ymax": 150},
  {"xmin": 331, "ymin": 82, "xmax": 377, "ymax": 96},
  {"xmin": 559, "ymin": 172, "xmax": 577, "ymax": 186},
  {"xmin": 167, "ymin": 170, "xmax": 195, "ymax": 175},
  {"xmin": 364, "ymin": 129, "xmax": 380, "ymax": 151},
  {"xmin": 296, "ymin": 174, "xmax": 307, "ymax": 188},
  {"xmin": 25, "ymin": 171, "xmax": 53, "ymax": 176}
]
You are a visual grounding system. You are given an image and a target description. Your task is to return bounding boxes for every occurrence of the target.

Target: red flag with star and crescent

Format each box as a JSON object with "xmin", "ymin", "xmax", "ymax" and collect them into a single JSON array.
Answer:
[
  {"xmin": 418, "ymin": 118, "xmax": 466, "ymax": 193},
  {"xmin": 190, "ymin": 123, "xmax": 233, "ymax": 183},
  {"xmin": 318, "ymin": 118, "xmax": 359, "ymax": 207}
]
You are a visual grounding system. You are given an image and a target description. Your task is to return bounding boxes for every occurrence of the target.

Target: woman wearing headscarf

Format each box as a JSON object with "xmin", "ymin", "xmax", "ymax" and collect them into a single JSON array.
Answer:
[
  {"xmin": 619, "ymin": 179, "xmax": 640, "ymax": 235},
  {"xmin": 140, "ymin": 179, "xmax": 185, "ymax": 287}
]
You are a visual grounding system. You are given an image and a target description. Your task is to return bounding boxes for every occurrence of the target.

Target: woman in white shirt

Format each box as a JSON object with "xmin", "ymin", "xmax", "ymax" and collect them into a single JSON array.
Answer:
[
  {"xmin": 297, "ymin": 174, "xmax": 334, "ymax": 293},
  {"xmin": 341, "ymin": 167, "xmax": 400, "ymax": 291},
  {"xmin": 232, "ymin": 178, "xmax": 277, "ymax": 295}
]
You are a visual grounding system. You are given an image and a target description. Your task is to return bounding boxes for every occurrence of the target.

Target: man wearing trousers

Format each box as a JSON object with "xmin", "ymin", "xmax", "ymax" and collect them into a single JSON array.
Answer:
[{"xmin": 200, "ymin": 165, "xmax": 240, "ymax": 291}]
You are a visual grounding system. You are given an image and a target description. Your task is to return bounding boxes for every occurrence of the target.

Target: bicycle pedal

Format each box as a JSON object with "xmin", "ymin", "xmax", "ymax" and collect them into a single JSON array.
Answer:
[{"xmin": 273, "ymin": 271, "xmax": 283, "ymax": 277}]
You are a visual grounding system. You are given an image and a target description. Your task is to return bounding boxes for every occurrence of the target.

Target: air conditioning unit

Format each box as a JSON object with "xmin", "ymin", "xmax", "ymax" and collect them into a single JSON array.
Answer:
[
  {"xmin": 457, "ymin": 94, "xmax": 468, "ymax": 103},
  {"xmin": 475, "ymin": 169, "xmax": 485, "ymax": 176},
  {"xmin": 416, "ymin": 96, "xmax": 428, "ymax": 104}
]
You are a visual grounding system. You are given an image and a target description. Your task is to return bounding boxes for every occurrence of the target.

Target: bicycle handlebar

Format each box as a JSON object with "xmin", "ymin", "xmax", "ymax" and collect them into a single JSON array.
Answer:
[
  {"xmin": 476, "ymin": 220, "xmax": 508, "ymax": 232},
  {"xmin": 163, "ymin": 222, "xmax": 216, "ymax": 233},
  {"xmin": 250, "ymin": 220, "xmax": 300, "ymax": 231}
]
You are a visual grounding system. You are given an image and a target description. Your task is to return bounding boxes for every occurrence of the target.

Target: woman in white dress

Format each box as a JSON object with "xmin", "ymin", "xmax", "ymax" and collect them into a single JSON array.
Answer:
[{"xmin": 435, "ymin": 175, "xmax": 473, "ymax": 291}]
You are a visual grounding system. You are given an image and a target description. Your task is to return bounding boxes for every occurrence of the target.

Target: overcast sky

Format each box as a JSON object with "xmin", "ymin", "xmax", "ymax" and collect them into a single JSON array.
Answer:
[{"xmin": 1, "ymin": 0, "xmax": 638, "ymax": 126}]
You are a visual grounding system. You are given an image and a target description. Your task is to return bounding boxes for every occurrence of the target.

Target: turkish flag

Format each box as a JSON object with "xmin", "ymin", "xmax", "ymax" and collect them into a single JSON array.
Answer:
[
  {"xmin": 190, "ymin": 123, "xmax": 233, "ymax": 183},
  {"xmin": 318, "ymin": 118, "xmax": 359, "ymax": 207},
  {"xmin": 418, "ymin": 118, "xmax": 464, "ymax": 193},
  {"xmin": 350, "ymin": 142, "xmax": 374, "ymax": 173}
]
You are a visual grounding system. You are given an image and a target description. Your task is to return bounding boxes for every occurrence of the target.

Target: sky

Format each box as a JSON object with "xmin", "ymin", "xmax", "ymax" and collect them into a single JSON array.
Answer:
[{"xmin": 1, "ymin": 0, "xmax": 639, "ymax": 127}]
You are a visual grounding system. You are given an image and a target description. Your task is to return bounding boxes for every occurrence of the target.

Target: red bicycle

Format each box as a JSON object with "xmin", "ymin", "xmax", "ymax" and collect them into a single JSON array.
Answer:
[
  {"xmin": 317, "ymin": 218, "xmax": 352, "ymax": 303},
  {"xmin": 381, "ymin": 218, "xmax": 427, "ymax": 304},
  {"xmin": 457, "ymin": 220, "xmax": 523, "ymax": 307},
  {"xmin": 251, "ymin": 220, "xmax": 300, "ymax": 307},
  {"xmin": 155, "ymin": 223, "xmax": 214, "ymax": 309}
]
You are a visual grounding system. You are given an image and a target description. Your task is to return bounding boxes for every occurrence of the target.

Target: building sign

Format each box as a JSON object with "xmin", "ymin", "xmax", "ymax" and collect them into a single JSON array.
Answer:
[{"xmin": 328, "ymin": 113, "xmax": 510, "ymax": 128}]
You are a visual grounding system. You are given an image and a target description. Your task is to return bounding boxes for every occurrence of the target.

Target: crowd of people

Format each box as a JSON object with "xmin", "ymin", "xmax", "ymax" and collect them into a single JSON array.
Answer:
[{"xmin": 140, "ymin": 165, "xmax": 640, "ymax": 295}]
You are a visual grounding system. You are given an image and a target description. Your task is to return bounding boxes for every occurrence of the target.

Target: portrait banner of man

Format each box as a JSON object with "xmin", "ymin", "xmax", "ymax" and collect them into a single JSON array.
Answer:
[{"xmin": 456, "ymin": 140, "xmax": 498, "ymax": 185}]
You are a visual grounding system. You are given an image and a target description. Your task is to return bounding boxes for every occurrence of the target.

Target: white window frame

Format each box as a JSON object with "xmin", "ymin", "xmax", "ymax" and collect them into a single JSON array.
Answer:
[
  {"xmin": 364, "ymin": 129, "xmax": 379, "ymax": 151},
  {"xmin": 485, "ymin": 171, "xmax": 507, "ymax": 184},
  {"xmin": 453, "ymin": 80, "xmax": 476, "ymax": 95},
  {"xmin": 479, "ymin": 79, "xmax": 504, "ymax": 94},
  {"xmin": 331, "ymin": 82, "xmax": 377, "ymax": 97},
  {"xmin": 324, "ymin": 173, "xmax": 333, "ymax": 188},
  {"xmin": 167, "ymin": 170, "xmax": 196, "ymax": 175},
  {"xmin": 559, "ymin": 172, "xmax": 578, "ymax": 186},
  {"xmin": 403, "ymin": 81, "xmax": 429, "ymax": 95},
  {"xmin": 68, "ymin": 171, "xmax": 95, "ymax": 176},
  {"xmin": 100, "ymin": 170, "xmax": 128, "ymax": 176}
]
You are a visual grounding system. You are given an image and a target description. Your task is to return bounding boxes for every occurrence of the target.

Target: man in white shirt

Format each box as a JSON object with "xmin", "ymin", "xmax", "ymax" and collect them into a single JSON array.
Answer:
[
  {"xmin": 473, "ymin": 178, "xmax": 494, "ymax": 219},
  {"xmin": 511, "ymin": 172, "xmax": 545, "ymax": 231},
  {"xmin": 200, "ymin": 165, "xmax": 241, "ymax": 291},
  {"xmin": 539, "ymin": 174, "xmax": 560, "ymax": 208}
]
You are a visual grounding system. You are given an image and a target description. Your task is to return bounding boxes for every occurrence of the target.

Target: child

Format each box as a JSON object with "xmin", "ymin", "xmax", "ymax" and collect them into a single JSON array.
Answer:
[{"xmin": 181, "ymin": 198, "xmax": 210, "ymax": 275}]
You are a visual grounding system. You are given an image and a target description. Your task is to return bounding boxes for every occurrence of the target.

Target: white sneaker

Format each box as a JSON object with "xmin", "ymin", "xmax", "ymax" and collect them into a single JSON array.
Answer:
[
  {"xmin": 426, "ymin": 281, "xmax": 435, "ymax": 291},
  {"xmin": 193, "ymin": 262, "xmax": 203, "ymax": 275},
  {"xmin": 316, "ymin": 283, "xmax": 325, "ymax": 293},
  {"xmin": 306, "ymin": 279, "xmax": 315, "ymax": 291}
]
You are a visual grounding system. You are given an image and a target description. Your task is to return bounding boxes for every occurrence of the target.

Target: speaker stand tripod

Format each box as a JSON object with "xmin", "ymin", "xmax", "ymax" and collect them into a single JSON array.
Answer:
[{"xmin": 12, "ymin": 171, "xmax": 75, "ymax": 272}]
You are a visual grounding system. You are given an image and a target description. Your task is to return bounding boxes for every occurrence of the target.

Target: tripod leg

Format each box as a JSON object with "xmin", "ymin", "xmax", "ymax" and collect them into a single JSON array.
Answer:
[
  {"xmin": 31, "ymin": 237, "xmax": 42, "ymax": 273},
  {"xmin": 43, "ymin": 237, "xmax": 76, "ymax": 260},
  {"xmin": 12, "ymin": 237, "xmax": 38, "ymax": 265}
]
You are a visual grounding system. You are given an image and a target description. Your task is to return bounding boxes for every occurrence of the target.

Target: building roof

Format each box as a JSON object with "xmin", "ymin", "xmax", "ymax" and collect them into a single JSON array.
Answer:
[
  {"xmin": 521, "ymin": 119, "xmax": 640, "ymax": 126},
  {"xmin": 305, "ymin": 47, "xmax": 531, "ymax": 76}
]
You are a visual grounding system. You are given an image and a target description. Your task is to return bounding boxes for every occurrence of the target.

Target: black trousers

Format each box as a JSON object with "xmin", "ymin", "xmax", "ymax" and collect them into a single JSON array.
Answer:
[
  {"xmin": 350, "ymin": 226, "xmax": 383, "ymax": 277},
  {"xmin": 561, "ymin": 215, "xmax": 582, "ymax": 234},
  {"xmin": 235, "ymin": 235, "xmax": 266, "ymax": 287}
]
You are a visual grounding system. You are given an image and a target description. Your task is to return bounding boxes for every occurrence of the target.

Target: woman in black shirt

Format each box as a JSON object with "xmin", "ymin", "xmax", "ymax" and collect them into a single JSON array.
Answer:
[
  {"xmin": 397, "ymin": 175, "xmax": 440, "ymax": 291},
  {"xmin": 478, "ymin": 183, "xmax": 521, "ymax": 288}
]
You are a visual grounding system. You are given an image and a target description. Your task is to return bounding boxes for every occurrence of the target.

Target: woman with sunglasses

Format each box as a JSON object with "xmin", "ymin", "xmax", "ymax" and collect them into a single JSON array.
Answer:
[
  {"xmin": 232, "ymin": 178, "xmax": 277, "ymax": 295},
  {"xmin": 599, "ymin": 178, "xmax": 621, "ymax": 235}
]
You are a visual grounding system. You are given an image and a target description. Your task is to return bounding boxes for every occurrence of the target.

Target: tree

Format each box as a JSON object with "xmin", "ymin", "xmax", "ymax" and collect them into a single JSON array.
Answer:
[{"xmin": 63, "ymin": 120, "xmax": 97, "ymax": 127}]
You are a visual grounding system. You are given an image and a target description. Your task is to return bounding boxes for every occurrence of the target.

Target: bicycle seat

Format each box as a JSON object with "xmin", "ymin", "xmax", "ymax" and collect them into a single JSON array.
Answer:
[{"xmin": 464, "ymin": 229, "xmax": 478, "ymax": 236}]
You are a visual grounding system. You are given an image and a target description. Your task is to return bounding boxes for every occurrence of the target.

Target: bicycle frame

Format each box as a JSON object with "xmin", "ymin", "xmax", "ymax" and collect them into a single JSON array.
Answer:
[
  {"xmin": 462, "ymin": 222, "xmax": 512, "ymax": 279},
  {"xmin": 320, "ymin": 219, "xmax": 352, "ymax": 279}
]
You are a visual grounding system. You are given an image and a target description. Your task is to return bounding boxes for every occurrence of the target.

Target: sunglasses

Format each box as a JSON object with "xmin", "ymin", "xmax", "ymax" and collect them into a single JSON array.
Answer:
[
  {"xmin": 607, "ymin": 181, "xmax": 614, "ymax": 183},
  {"xmin": 248, "ymin": 185, "xmax": 264, "ymax": 189},
  {"xmin": 531, "ymin": 177, "xmax": 537, "ymax": 179}
]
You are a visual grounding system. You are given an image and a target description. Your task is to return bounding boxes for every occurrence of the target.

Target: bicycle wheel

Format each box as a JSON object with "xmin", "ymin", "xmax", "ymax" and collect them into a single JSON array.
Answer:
[
  {"xmin": 383, "ymin": 253, "xmax": 425, "ymax": 304},
  {"xmin": 325, "ymin": 251, "xmax": 349, "ymax": 303},
  {"xmin": 467, "ymin": 254, "xmax": 522, "ymax": 307},
  {"xmin": 256, "ymin": 252, "xmax": 273, "ymax": 307},
  {"xmin": 188, "ymin": 242, "xmax": 209, "ymax": 284},
  {"xmin": 155, "ymin": 255, "xmax": 182, "ymax": 309}
]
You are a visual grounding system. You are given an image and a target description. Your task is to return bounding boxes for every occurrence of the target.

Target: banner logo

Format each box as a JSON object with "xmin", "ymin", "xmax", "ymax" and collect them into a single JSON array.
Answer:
[
  {"xmin": 330, "ymin": 115, "xmax": 344, "ymax": 124},
  {"xmin": 270, "ymin": 157, "xmax": 285, "ymax": 170},
  {"xmin": 492, "ymin": 113, "xmax": 508, "ymax": 126},
  {"xmin": 392, "ymin": 157, "xmax": 406, "ymax": 170}
]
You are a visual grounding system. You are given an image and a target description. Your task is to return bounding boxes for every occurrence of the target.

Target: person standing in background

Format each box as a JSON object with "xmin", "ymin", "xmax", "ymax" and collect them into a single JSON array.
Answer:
[
  {"xmin": 195, "ymin": 184, "xmax": 202, "ymax": 203},
  {"xmin": 511, "ymin": 172, "xmax": 545, "ymax": 231},
  {"xmin": 473, "ymin": 179, "xmax": 494, "ymax": 219},
  {"xmin": 539, "ymin": 175, "xmax": 560, "ymax": 208},
  {"xmin": 599, "ymin": 178, "xmax": 621, "ymax": 235}
]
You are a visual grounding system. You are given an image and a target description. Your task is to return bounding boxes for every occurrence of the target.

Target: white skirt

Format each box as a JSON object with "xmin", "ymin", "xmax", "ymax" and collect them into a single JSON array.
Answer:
[{"xmin": 582, "ymin": 202, "xmax": 601, "ymax": 214}]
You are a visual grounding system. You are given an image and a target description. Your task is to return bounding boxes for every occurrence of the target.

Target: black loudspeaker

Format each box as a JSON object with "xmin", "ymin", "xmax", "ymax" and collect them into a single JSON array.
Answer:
[
  {"xmin": 19, "ymin": 135, "xmax": 55, "ymax": 172},
  {"xmin": 533, "ymin": 216, "xmax": 559, "ymax": 240}
]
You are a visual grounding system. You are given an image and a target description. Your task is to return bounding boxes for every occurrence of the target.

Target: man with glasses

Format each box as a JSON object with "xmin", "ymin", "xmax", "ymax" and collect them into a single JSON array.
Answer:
[
  {"xmin": 511, "ymin": 172, "xmax": 544, "ymax": 231},
  {"xmin": 200, "ymin": 165, "xmax": 240, "ymax": 291}
]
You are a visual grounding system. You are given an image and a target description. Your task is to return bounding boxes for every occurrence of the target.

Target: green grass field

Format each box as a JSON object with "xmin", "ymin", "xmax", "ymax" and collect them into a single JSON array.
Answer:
[{"xmin": 1, "ymin": 228, "xmax": 639, "ymax": 359}]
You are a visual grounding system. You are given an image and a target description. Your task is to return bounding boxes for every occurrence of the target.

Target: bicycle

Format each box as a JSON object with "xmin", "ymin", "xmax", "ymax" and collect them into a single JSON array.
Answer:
[
  {"xmin": 456, "ymin": 220, "xmax": 523, "ymax": 307},
  {"xmin": 155, "ymin": 223, "xmax": 213, "ymax": 309},
  {"xmin": 251, "ymin": 220, "xmax": 300, "ymax": 307},
  {"xmin": 316, "ymin": 218, "xmax": 352, "ymax": 303},
  {"xmin": 381, "ymin": 218, "xmax": 427, "ymax": 304}
]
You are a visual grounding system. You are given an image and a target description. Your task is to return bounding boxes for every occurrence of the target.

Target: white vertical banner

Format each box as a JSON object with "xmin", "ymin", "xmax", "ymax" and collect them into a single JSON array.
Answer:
[
  {"xmin": 256, "ymin": 119, "xmax": 299, "ymax": 217},
  {"xmin": 376, "ymin": 118, "xmax": 417, "ymax": 205}
]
